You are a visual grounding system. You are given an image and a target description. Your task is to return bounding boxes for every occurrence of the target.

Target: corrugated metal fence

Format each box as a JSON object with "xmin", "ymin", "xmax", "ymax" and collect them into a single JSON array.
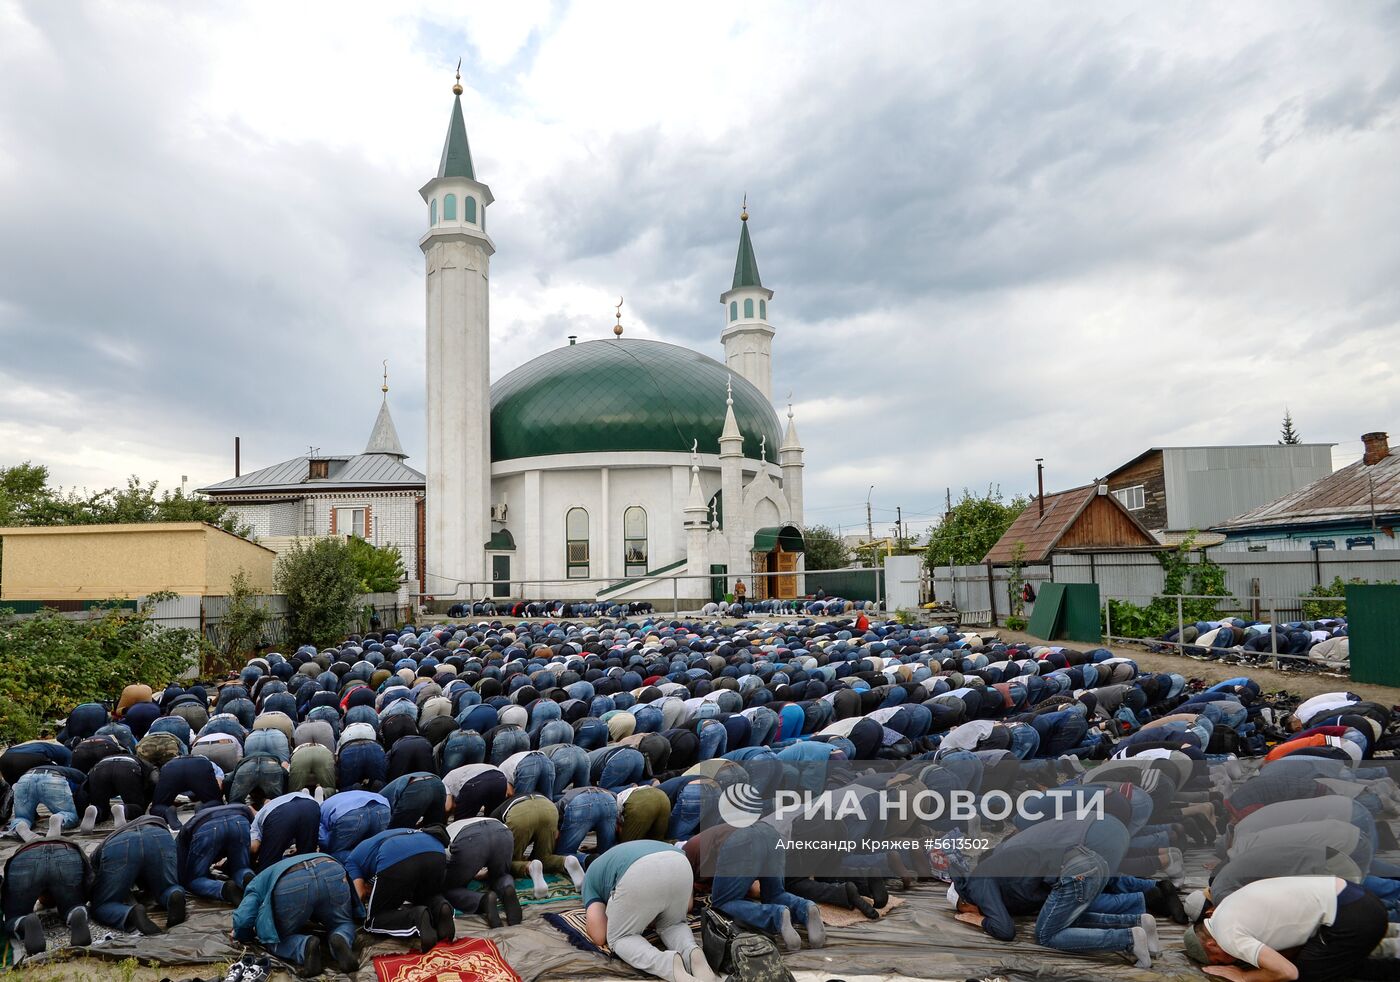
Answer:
[
  {"xmin": 147, "ymin": 592, "xmax": 403, "ymax": 650},
  {"xmin": 932, "ymin": 548, "xmax": 1400, "ymax": 626}
]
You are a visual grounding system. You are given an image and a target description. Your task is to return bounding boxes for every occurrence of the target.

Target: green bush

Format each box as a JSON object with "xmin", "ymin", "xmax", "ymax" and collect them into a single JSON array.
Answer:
[
  {"xmin": 0, "ymin": 599, "xmax": 201, "ymax": 745},
  {"xmin": 346, "ymin": 536, "xmax": 407, "ymax": 593},
  {"xmin": 275, "ymin": 538, "xmax": 363, "ymax": 647},
  {"xmin": 215, "ymin": 568, "xmax": 271, "ymax": 670},
  {"xmin": 1101, "ymin": 534, "xmax": 1234, "ymax": 639},
  {"xmin": 1300, "ymin": 576, "xmax": 1397, "ymax": 620}
]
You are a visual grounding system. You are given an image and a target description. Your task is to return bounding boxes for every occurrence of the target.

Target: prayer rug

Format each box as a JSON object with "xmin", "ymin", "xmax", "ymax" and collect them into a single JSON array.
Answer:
[{"xmin": 373, "ymin": 936, "xmax": 521, "ymax": 982}]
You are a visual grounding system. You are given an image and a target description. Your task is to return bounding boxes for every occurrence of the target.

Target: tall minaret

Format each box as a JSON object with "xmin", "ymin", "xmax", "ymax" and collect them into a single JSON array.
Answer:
[
  {"xmin": 421, "ymin": 67, "xmax": 494, "ymax": 597},
  {"xmin": 719, "ymin": 199, "xmax": 776, "ymax": 401}
]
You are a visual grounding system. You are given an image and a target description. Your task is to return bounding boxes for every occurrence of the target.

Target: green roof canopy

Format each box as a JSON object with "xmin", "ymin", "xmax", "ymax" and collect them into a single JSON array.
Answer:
[
  {"xmin": 438, "ymin": 94, "xmax": 476, "ymax": 180},
  {"xmin": 753, "ymin": 525, "xmax": 804, "ymax": 553},
  {"xmin": 485, "ymin": 529, "xmax": 515, "ymax": 551},
  {"xmin": 732, "ymin": 220, "xmax": 763, "ymax": 289},
  {"xmin": 490, "ymin": 339, "xmax": 782, "ymax": 462}
]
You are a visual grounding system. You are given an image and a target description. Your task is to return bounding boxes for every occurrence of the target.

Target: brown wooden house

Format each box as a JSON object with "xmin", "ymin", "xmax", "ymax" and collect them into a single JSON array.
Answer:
[{"xmin": 982, "ymin": 485, "xmax": 1159, "ymax": 565}]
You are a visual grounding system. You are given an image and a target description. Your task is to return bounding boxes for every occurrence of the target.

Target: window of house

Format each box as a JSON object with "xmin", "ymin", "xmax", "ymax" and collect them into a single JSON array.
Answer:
[
  {"xmin": 464, "ymin": 196, "xmax": 477, "ymax": 223},
  {"xmin": 430, "ymin": 199, "xmax": 437, "ymax": 226},
  {"xmin": 743, "ymin": 298, "xmax": 754, "ymax": 318},
  {"xmin": 1112, "ymin": 485, "xmax": 1145, "ymax": 511},
  {"xmin": 308, "ymin": 459, "xmax": 329, "ymax": 480},
  {"xmin": 443, "ymin": 193, "xmax": 457, "ymax": 221},
  {"xmin": 729, "ymin": 301, "xmax": 738, "ymax": 322},
  {"xmin": 335, "ymin": 506, "xmax": 367, "ymax": 539},
  {"xmin": 759, "ymin": 299, "xmax": 767, "ymax": 319},
  {"xmin": 623, "ymin": 506, "xmax": 648, "ymax": 576},
  {"xmin": 566, "ymin": 507, "xmax": 589, "ymax": 578}
]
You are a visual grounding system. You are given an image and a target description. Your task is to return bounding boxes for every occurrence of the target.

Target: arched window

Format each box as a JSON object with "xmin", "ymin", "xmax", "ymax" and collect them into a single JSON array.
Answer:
[
  {"xmin": 623, "ymin": 506, "xmax": 648, "ymax": 576},
  {"xmin": 464, "ymin": 196, "xmax": 477, "ymax": 223},
  {"xmin": 729, "ymin": 301, "xmax": 738, "ymax": 322},
  {"xmin": 566, "ymin": 508, "xmax": 590, "ymax": 579},
  {"xmin": 430, "ymin": 199, "xmax": 437, "ymax": 226},
  {"xmin": 443, "ymin": 193, "xmax": 457, "ymax": 221},
  {"xmin": 743, "ymin": 298, "xmax": 754, "ymax": 318},
  {"xmin": 759, "ymin": 299, "xmax": 767, "ymax": 319}
]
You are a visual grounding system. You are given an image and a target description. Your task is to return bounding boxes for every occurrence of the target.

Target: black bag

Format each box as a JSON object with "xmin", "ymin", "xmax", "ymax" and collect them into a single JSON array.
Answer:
[
  {"xmin": 1207, "ymin": 723, "xmax": 1239, "ymax": 755},
  {"xmin": 701, "ymin": 905, "xmax": 794, "ymax": 982}
]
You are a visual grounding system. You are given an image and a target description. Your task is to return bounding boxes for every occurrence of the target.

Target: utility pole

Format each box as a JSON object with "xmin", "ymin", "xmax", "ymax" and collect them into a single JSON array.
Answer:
[
  {"xmin": 896, "ymin": 505, "xmax": 903, "ymax": 545},
  {"xmin": 945, "ymin": 487, "xmax": 952, "ymax": 516},
  {"xmin": 866, "ymin": 485, "xmax": 875, "ymax": 546}
]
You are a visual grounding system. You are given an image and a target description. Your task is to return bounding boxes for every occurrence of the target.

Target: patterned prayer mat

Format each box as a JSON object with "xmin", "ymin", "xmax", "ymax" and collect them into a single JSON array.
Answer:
[{"xmin": 373, "ymin": 936, "xmax": 521, "ymax": 982}]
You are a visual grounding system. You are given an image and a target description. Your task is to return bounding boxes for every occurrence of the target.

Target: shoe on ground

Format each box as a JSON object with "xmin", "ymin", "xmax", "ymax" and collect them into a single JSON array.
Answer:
[
  {"xmin": 222, "ymin": 953, "xmax": 255, "ymax": 982},
  {"xmin": 68, "ymin": 905, "xmax": 92, "ymax": 947},
  {"xmin": 528, "ymin": 858, "xmax": 549, "ymax": 899},
  {"xmin": 329, "ymin": 932, "xmax": 359, "ymax": 973},
  {"xmin": 221, "ymin": 878, "xmax": 245, "ymax": 904},
  {"xmin": 19, "ymin": 912, "xmax": 46, "ymax": 955},
  {"xmin": 847, "ymin": 881, "xmax": 879, "ymax": 919},
  {"xmin": 777, "ymin": 907, "xmax": 801, "ymax": 951}
]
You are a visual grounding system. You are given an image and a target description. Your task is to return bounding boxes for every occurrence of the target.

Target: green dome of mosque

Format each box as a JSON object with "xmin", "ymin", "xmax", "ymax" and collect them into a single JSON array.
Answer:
[{"xmin": 489, "ymin": 338, "xmax": 783, "ymax": 463}]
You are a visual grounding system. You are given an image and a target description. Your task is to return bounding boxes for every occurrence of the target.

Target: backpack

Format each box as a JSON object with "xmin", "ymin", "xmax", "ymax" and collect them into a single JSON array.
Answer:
[{"xmin": 701, "ymin": 905, "xmax": 794, "ymax": 982}]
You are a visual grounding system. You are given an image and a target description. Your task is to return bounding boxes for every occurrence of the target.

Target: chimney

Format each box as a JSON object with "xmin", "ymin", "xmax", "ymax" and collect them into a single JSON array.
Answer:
[
  {"xmin": 1362, "ymin": 431, "xmax": 1390, "ymax": 466},
  {"xmin": 235, "ymin": 436, "xmax": 241, "ymax": 477}
]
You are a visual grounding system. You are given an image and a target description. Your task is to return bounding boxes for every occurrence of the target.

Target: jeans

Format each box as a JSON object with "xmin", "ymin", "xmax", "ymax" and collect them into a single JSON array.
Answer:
[
  {"xmin": 267, "ymin": 857, "xmax": 358, "ymax": 963},
  {"xmin": 488, "ymin": 728, "xmax": 530, "ymax": 765},
  {"xmin": 509, "ymin": 753, "xmax": 555, "ymax": 799},
  {"xmin": 696, "ymin": 722, "xmax": 728, "ymax": 761},
  {"xmin": 667, "ymin": 780, "xmax": 719, "ymax": 839},
  {"xmin": 91, "ymin": 824, "xmax": 183, "ymax": 929},
  {"xmin": 184, "ymin": 813, "xmax": 254, "ymax": 900},
  {"xmin": 324, "ymin": 801, "xmax": 391, "ymax": 864},
  {"xmin": 445, "ymin": 821, "xmax": 515, "ymax": 913},
  {"xmin": 439, "ymin": 731, "xmax": 485, "ymax": 771},
  {"xmin": 382, "ymin": 775, "xmax": 446, "ymax": 829},
  {"xmin": 711, "ymin": 825, "xmax": 812, "ymax": 935},
  {"xmin": 1033, "ymin": 847, "xmax": 1133, "ymax": 954},
  {"xmin": 8, "ymin": 771, "xmax": 79, "ymax": 832},
  {"xmin": 591, "ymin": 748, "xmax": 646, "ymax": 792},
  {"xmin": 556, "ymin": 788, "xmax": 618, "ymax": 861},
  {"xmin": 1006, "ymin": 723, "xmax": 1040, "ymax": 760},
  {"xmin": 337, "ymin": 741, "xmax": 387, "ymax": 791},
  {"xmin": 1, "ymin": 841, "xmax": 87, "ymax": 933}
]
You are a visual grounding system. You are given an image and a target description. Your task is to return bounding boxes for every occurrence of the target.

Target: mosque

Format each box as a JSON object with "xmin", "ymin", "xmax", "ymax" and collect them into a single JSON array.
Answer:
[{"xmin": 203, "ymin": 75, "xmax": 808, "ymax": 606}]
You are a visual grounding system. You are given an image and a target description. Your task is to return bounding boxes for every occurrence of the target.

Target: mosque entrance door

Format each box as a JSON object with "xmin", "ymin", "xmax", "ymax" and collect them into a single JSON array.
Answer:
[{"xmin": 491, "ymin": 555, "xmax": 510, "ymax": 597}]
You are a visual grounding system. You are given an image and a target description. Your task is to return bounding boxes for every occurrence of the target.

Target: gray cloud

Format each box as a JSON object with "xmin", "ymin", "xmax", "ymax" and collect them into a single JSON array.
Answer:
[{"xmin": 1, "ymin": 0, "xmax": 1397, "ymax": 537}]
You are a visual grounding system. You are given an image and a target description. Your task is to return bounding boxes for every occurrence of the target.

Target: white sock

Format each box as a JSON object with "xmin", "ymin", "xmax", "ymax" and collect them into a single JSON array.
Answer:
[
  {"xmin": 1140, "ymin": 914, "xmax": 1160, "ymax": 955},
  {"xmin": 563, "ymin": 855, "xmax": 585, "ymax": 890},
  {"xmin": 528, "ymin": 859, "xmax": 548, "ymax": 899},
  {"xmin": 1130, "ymin": 926, "xmax": 1152, "ymax": 969},
  {"xmin": 79, "ymin": 805, "xmax": 98, "ymax": 833},
  {"xmin": 112, "ymin": 802, "xmax": 128, "ymax": 829},
  {"xmin": 46, "ymin": 814, "xmax": 64, "ymax": 839}
]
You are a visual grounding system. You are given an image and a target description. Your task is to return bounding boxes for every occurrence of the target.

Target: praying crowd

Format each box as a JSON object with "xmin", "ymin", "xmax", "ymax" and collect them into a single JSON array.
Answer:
[
  {"xmin": 1154, "ymin": 615, "xmax": 1351, "ymax": 669},
  {"xmin": 3, "ymin": 612, "xmax": 1400, "ymax": 982}
]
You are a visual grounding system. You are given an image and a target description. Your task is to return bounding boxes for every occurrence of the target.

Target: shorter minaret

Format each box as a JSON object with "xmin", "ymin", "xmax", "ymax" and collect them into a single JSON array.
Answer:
[
  {"xmin": 719, "ymin": 199, "xmax": 776, "ymax": 401},
  {"xmin": 718, "ymin": 377, "xmax": 745, "ymax": 576},
  {"xmin": 779, "ymin": 394, "xmax": 804, "ymax": 523},
  {"xmin": 684, "ymin": 441, "xmax": 710, "ymax": 579},
  {"xmin": 366, "ymin": 363, "xmax": 407, "ymax": 458}
]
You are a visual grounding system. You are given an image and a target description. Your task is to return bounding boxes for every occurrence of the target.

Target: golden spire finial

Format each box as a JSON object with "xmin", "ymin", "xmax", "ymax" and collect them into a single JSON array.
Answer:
[
  {"xmin": 382, "ymin": 360, "xmax": 389, "ymax": 395},
  {"xmin": 613, "ymin": 296, "xmax": 624, "ymax": 337},
  {"xmin": 740, "ymin": 193, "xmax": 748, "ymax": 222},
  {"xmin": 453, "ymin": 58, "xmax": 463, "ymax": 96}
]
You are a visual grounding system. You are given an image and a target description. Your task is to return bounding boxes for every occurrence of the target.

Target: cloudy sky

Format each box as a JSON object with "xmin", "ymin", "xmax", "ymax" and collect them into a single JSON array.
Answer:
[{"xmin": 1, "ymin": 1, "xmax": 1397, "ymax": 538}]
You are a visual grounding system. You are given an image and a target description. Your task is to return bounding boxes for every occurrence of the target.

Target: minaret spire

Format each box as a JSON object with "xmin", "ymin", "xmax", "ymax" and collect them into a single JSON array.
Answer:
[{"xmin": 720, "ymin": 198, "xmax": 776, "ymax": 400}]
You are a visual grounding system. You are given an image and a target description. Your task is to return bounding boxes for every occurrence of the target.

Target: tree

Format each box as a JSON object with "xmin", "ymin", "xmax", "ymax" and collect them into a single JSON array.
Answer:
[
  {"xmin": 923, "ymin": 487, "xmax": 1028, "ymax": 570},
  {"xmin": 345, "ymin": 536, "xmax": 407, "ymax": 593},
  {"xmin": 274, "ymin": 537, "xmax": 362, "ymax": 646},
  {"xmin": 217, "ymin": 569, "xmax": 271, "ymax": 668},
  {"xmin": 1279, "ymin": 409, "xmax": 1301, "ymax": 445},
  {"xmin": 801, "ymin": 525, "xmax": 849, "ymax": 571}
]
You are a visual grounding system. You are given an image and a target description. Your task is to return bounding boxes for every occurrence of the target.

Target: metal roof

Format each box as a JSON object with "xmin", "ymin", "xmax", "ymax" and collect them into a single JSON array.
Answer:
[
  {"xmin": 198, "ymin": 452, "xmax": 424, "ymax": 496},
  {"xmin": 1106, "ymin": 443, "xmax": 1335, "ymax": 477},
  {"xmin": 1214, "ymin": 451, "xmax": 1400, "ymax": 532},
  {"xmin": 982, "ymin": 485, "xmax": 1158, "ymax": 565}
]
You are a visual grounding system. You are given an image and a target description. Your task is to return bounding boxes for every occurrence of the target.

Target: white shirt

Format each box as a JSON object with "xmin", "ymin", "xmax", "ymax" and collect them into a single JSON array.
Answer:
[
  {"xmin": 940, "ymin": 720, "xmax": 995, "ymax": 753},
  {"xmin": 443, "ymin": 764, "xmax": 500, "ymax": 798},
  {"xmin": 1296, "ymin": 693, "xmax": 1358, "ymax": 722},
  {"xmin": 1206, "ymin": 876, "xmax": 1341, "ymax": 967}
]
